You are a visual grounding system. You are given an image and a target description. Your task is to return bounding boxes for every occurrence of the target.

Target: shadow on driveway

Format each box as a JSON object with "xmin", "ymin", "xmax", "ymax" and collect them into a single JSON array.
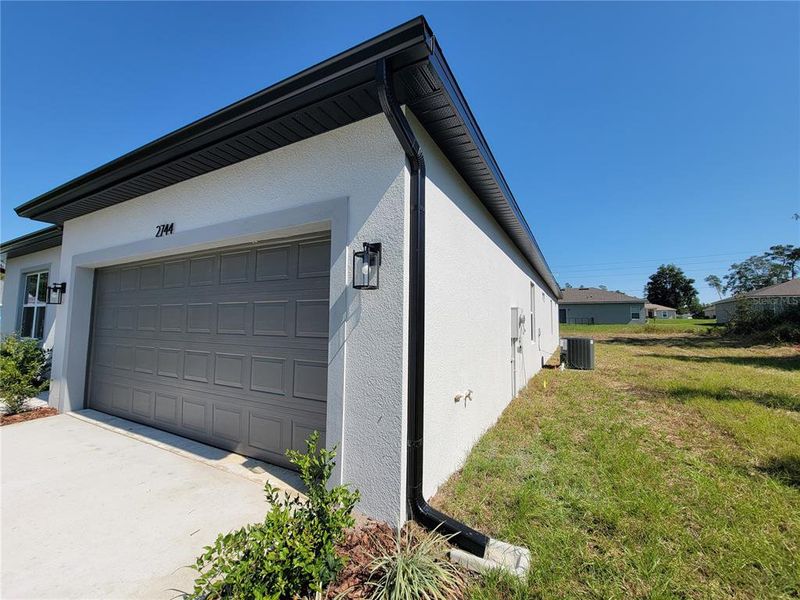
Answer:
[{"xmin": 1, "ymin": 413, "xmax": 298, "ymax": 599}]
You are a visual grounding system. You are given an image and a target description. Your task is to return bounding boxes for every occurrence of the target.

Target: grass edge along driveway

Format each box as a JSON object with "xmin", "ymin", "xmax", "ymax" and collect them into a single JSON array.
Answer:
[{"xmin": 433, "ymin": 325, "xmax": 799, "ymax": 599}]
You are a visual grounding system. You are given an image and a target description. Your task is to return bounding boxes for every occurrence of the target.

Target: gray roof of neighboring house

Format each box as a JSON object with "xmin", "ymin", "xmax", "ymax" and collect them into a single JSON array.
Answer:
[
  {"xmin": 715, "ymin": 278, "xmax": 800, "ymax": 304},
  {"xmin": 559, "ymin": 287, "xmax": 644, "ymax": 304},
  {"xmin": 645, "ymin": 302, "xmax": 676, "ymax": 311},
  {"xmin": 8, "ymin": 17, "xmax": 560, "ymax": 298},
  {"xmin": 0, "ymin": 226, "xmax": 62, "ymax": 259}
]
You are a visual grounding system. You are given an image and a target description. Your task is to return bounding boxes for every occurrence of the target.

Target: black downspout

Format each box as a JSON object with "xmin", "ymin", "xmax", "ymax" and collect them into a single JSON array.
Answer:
[{"xmin": 376, "ymin": 58, "xmax": 489, "ymax": 558}]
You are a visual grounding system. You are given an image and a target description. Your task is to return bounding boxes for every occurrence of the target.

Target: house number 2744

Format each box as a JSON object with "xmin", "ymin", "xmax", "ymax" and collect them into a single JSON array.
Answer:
[{"xmin": 155, "ymin": 223, "xmax": 175, "ymax": 237}]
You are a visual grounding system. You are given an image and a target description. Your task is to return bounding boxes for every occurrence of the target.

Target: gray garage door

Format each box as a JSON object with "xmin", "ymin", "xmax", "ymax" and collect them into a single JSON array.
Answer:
[{"xmin": 87, "ymin": 234, "xmax": 330, "ymax": 469}]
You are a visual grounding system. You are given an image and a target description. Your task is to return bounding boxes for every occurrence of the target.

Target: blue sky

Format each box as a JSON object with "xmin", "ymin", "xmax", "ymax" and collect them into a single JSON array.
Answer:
[{"xmin": 2, "ymin": 2, "xmax": 798, "ymax": 304}]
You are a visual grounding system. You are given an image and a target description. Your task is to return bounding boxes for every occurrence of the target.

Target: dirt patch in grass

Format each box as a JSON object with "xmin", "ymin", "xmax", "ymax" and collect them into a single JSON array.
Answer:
[{"xmin": 0, "ymin": 407, "xmax": 58, "ymax": 426}]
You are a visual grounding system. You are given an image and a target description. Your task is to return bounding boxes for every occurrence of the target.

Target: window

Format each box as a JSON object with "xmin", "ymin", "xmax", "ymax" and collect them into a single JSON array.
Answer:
[
  {"xmin": 631, "ymin": 311, "xmax": 640, "ymax": 320},
  {"xmin": 530, "ymin": 283, "xmax": 536, "ymax": 342},
  {"xmin": 661, "ymin": 311, "xmax": 667, "ymax": 318},
  {"xmin": 20, "ymin": 271, "xmax": 48, "ymax": 339},
  {"xmin": 550, "ymin": 298, "xmax": 554, "ymax": 333}
]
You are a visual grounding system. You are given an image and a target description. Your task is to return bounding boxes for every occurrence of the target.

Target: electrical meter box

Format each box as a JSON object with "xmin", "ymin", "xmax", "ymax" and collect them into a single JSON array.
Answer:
[{"xmin": 510, "ymin": 306, "xmax": 520, "ymax": 341}]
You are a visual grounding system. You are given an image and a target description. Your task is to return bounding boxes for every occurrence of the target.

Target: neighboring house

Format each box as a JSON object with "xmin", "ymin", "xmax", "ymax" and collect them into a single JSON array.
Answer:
[
  {"xmin": 703, "ymin": 305, "xmax": 716, "ymax": 319},
  {"xmin": 0, "ymin": 226, "xmax": 63, "ymax": 349},
  {"xmin": 645, "ymin": 303, "xmax": 677, "ymax": 319},
  {"xmin": 0, "ymin": 17, "xmax": 561, "ymax": 545},
  {"xmin": 713, "ymin": 279, "xmax": 800, "ymax": 324},
  {"xmin": 559, "ymin": 287, "xmax": 646, "ymax": 325}
]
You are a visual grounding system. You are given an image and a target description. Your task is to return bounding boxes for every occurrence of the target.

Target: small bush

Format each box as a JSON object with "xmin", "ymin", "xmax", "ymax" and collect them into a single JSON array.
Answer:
[
  {"xmin": 0, "ymin": 335, "xmax": 49, "ymax": 415},
  {"xmin": 725, "ymin": 301, "xmax": 800, "ymax": 343},
  {"xmin": 366, "ymin": 525, "xmax": 464, "ymax": 600},
  {"xmin": 191, "ymin": 432, "xmax": 359, "ymax": 600}
]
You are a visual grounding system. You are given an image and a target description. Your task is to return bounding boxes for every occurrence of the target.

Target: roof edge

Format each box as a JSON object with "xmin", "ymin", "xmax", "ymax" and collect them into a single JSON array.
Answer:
[
  {"xmin": 0, "ymin": 226, "xmax": 63, "ymax": 259},
  {"xmin": 426, "ymin": 43, "xmax": 560, "ymax": 298},
  {"xmin": 15, "ymin": 16, "xmax": 432, "ymax": 220}
]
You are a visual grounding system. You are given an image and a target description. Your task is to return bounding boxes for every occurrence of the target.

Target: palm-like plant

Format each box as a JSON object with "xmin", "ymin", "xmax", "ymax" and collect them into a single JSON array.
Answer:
[{"xmin": 366, "ymin": 525, "xmax": 464, "ymax": 600}]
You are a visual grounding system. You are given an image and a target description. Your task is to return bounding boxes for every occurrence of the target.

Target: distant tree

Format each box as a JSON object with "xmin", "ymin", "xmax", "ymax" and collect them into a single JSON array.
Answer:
[
  {"xmin": 644, "ymin": 264, "xmax": 699, "ymax": 312},
  {"xmin": 599, "ymin": 284, "xmax": 608, "ymax": 291},
  {"xmin": 723, "ymin": 246, "xmax": 796, "ymax": 295},
  {"xmin": 704, "ymin": 275, "xmax": 724, "ymax": 299},
  {"xmin": 564, "ymin": 282, "xmax": 573, "ymax": 288},
  {"xmin": 766, "ymin": 244, "xmax": 800, "ymax": 279}
]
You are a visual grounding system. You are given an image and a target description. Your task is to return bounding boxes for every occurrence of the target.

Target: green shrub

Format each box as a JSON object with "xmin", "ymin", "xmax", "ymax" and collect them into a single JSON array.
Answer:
[
  {"xmin": 191, "ymin": 432, "xmax": 359, "ymax": 600},
  {"xmin": 0, "ymin": 335, "xmax": 49, "ymax": 415},
  {"xmin": 725, "ymin": 301, "xmax": 800, "ymax": 343},
  {"xmin": 366, "ymin": 525, "xmax": 464, "ymax": 600}
]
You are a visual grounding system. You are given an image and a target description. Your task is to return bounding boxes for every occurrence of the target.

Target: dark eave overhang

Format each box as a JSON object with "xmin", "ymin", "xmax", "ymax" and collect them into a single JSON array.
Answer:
[
  {"xmin": 0, "ymin": 226, "xmax": 62, "ymax": 259},
  {"xmin": 13, "ymin": 16, "xmax": 560, "ymax": 297}
]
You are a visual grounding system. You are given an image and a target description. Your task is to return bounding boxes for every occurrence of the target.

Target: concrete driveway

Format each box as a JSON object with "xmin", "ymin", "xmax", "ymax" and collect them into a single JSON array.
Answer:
[{"xmin": 1, "ymin": 410, "xmax": 302, "ymax": 599}]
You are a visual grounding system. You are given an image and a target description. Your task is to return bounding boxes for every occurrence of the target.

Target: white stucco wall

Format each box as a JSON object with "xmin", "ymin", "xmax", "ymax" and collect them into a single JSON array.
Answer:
[
  {"xmin": 47, "ymin": 113, "xmax": 410, "ymax": 524},
  {"xmin": 1, "ymin": 246, "xmax": 62, "ymax": 349},
  {"xmin": 409, "ymin": 111, "xmax": 560, "ymax": 500}
]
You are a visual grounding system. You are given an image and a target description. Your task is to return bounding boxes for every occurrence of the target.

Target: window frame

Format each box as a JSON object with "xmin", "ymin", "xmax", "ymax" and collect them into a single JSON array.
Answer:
[
  {"xmin": 19, "ymin": 269, "xmax": 49, "ymax": 340},
  {"xmin": 631, "ymin": 308, "xmax": 641, "ymax": 321}
]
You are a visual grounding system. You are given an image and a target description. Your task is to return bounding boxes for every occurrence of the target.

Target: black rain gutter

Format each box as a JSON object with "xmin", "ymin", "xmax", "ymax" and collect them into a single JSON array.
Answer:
[{"xmin": 376, "ymin": 57, "xmax": 489, "ymax": 558}]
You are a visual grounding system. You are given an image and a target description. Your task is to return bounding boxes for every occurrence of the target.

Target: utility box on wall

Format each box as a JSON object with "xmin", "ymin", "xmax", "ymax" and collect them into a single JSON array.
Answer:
[
  {"xmin": 562, "ymin": 337, "xmax": 595, "ymax": 370},
  {"xmin": 510, "ymin": 306, "xmax": 520, "ymax": 341}
]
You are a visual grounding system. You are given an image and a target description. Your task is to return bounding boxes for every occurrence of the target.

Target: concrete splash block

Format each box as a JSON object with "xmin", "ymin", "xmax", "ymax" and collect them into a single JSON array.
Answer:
[{"xmin": 450, "ymin": 538, "xmax": 530, "ymax": 578}]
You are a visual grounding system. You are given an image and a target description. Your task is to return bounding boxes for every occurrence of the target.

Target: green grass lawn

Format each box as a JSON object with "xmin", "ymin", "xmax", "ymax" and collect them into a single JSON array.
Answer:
[
  {"xmin": 433, "ymin": 325, "xmax": 799, "ymax": 599},
  {"xmin": 561, "ymin": 319, "xmax": 718, "ymax": 337}
]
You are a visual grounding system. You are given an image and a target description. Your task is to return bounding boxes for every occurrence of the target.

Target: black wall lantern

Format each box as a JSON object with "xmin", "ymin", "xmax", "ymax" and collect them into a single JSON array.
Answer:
[
  {"xmin": 46, "ymin": 282, "xmax": 67, "ymax": 305},
  {"xmin": 353, "ymin": 242, "xmax": 381, "ymax": 290}
]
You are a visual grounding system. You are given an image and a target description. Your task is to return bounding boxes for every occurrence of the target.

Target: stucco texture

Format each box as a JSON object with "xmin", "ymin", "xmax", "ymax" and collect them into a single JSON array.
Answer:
[
  {"xmin": 1, "ymin": 245, "xmax": 62, "ymax": 348},
  {"xmin": 409, "ymin": 110, "xmax": 560, "ymax": 500},
  {"xmin": 47, "ymin": 113, "xmax": 410, "ymax": 524}
]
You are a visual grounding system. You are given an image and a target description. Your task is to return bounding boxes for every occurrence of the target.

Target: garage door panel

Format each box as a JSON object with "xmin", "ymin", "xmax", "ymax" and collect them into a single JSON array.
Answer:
[
  {"xmin": 93, "ymin": 331, "xmax": 327, "ymax": 354},
  {"xmin": 139, "ymin": 264, "xmax": 163, "ymax": 290},
  {"xmin": 292, "ymin": 359, "xmax": 328, "ymax": 402},
  {"xmin": 256, "ymin": 245, "xmax": 291, "ymax": 281},
  {"xmin": 88, "ymin": 234, "xmax": 330, "ymax": 469},
  {"xmin": 189, "ymin": 255, "xmax": 218, "ymax": 287},
  {"xmin": 154, "ymin": 392, "xmax": 178, "ymax": 424},
  {"xmin": 132, "ymin": 388, "xmax": 154, "ymax": 418},
  {"xmin": 219, "ymin": 251, "xmax": 251, "ymax": 284},
  {"xmin": 181, "ymin": 397, "xmax": 208, "ymax": 433}
]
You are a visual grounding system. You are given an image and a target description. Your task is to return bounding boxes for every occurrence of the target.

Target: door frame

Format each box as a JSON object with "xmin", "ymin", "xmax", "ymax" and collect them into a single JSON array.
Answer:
[{"xmin": 52, "ymin": 197, "xmax": 350, "ymax": 483}]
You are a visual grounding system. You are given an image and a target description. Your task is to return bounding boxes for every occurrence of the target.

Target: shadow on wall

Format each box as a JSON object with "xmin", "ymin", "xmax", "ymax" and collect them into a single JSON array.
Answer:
[
  {"xmin": 328, "ymin": 285, "xmax": 361, "ymax": 365},
  {"xmin": 665, "ymin": 385, "xmax": 800, "ymax": 413},
  {"xmin": 642, "ymin": 353, "xmax": 800, "ymax": 372}
]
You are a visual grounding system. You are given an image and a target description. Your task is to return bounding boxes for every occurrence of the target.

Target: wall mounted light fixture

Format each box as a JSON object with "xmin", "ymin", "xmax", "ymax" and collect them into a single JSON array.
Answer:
[
  {"xmin": 46, "ymin": 282, "xmax": 66, "ymax": 305},
  {"xmin": 353, "ymin": 242, "xmax": 381, "ymax": 290}
]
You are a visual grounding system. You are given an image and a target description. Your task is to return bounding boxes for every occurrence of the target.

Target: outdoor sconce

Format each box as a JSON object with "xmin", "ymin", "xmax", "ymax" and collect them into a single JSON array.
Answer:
[
  {"xmin": 46, "ymin": 282, "xmax": 67, "ymax": 305},
  {"xmin": 352, "ymin": 242, "xmax": 382, "ymax": 290}
]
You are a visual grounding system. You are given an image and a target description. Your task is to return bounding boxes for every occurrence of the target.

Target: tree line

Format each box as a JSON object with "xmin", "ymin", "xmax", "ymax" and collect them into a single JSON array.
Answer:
[
  {"xmin": 643, "ymin": 243, "xmax": 798, "ymax": 314},
  {"xmin": 705, "ymin": 245, "xmax": 799, "ymax": 298}
]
